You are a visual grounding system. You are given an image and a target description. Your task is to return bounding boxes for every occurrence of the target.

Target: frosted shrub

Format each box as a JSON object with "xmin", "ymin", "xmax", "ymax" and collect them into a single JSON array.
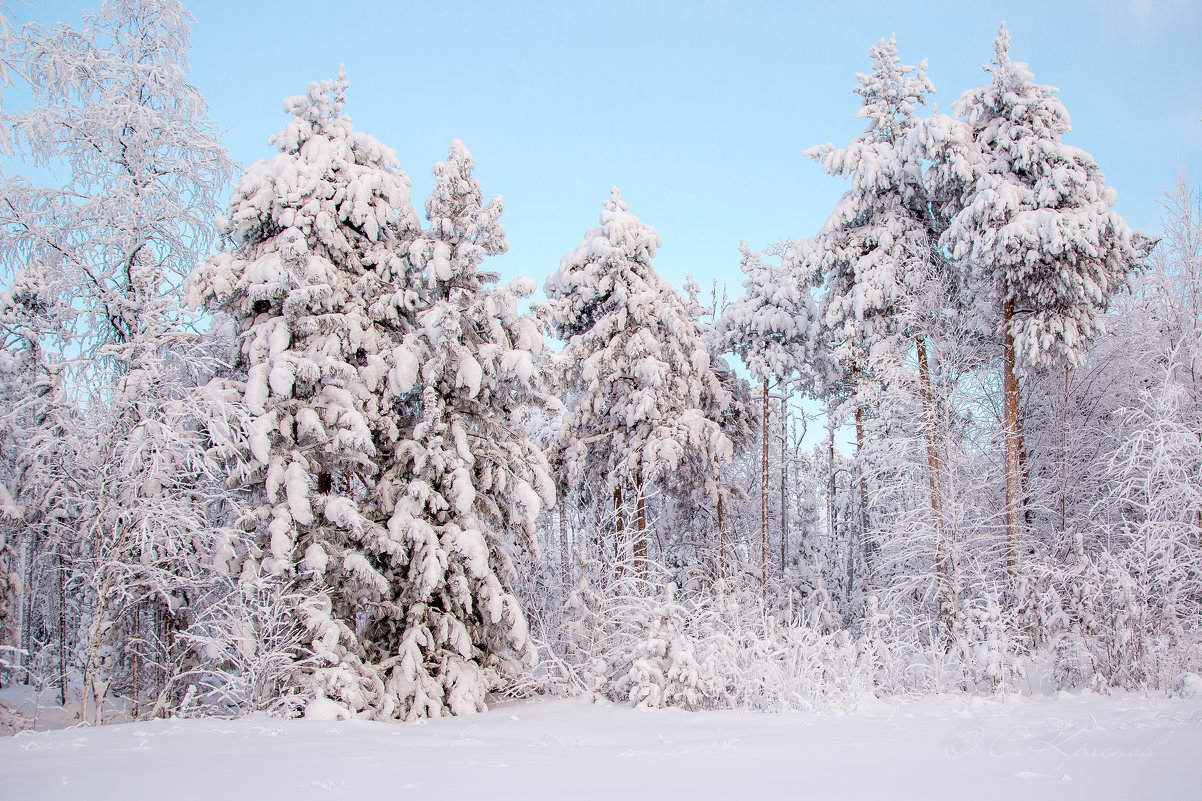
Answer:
[
  {"xmin": 547, "ymin": 567, "xmax": 894, "ymax": 712},
  {"xmin": 967, "ymin": 593, "xmax": 1025, "ymax": 692},
  {"xmin": 615, "ymin": 584, "xmax": 705, "ymax": 710},
  {"xmin": 1034, "ymin": 549, "xmax": 1196, "ymax": 692},
  {"xmin": 169, "ymin": 578, "xmax": 311, "ymax": 717}
]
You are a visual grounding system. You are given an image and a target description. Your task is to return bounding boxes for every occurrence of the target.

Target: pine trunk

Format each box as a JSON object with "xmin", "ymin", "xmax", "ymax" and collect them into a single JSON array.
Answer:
[
  {"xmin": 715, "ymin": 456, "xmax": 726, "ymax": 580},
  {"xmin": 132, "ymin": 604, "xmax": 142, "ymax": 720},
  {"xmin": 1003, "ymin": 297, "xmax": 1023, "ymax": 577},
  {"xmin": 854, "ymin": 382, "xmax": 870, "ymax": 581},
  {"xmin": 634, "ymin": 469, "xmax": 648, "ymax": 580},
  {"xmin": 761, "ymin": 382, "xmax": 770, "ymax": 598},
  {"xmin": 613, "ymin": 485, "xmax": 624, "ymax": 569},
  {"xmin": 1059, "ymin": 365, "xmax": 1070, "ymax": 536},
  {"xmin": 780, "ymin": 395, "xmax": 788, "ymax": 577},
  {"xmin": 559, "ymin": 502, "xmax": 571, "ymax": 584},
  {"xmin": 917, "ymin": 336, "xmax": 950, "ymax": 610},
  {"xmin": 826, "ymin": 409, "xmax": 836, "ymax": 545}
]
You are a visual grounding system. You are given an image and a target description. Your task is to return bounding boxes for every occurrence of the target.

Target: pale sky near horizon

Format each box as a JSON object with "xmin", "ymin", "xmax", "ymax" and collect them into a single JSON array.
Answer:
[{"xmin": 10, "ymin": 0, "xmax": 1202, "ymax": 304}]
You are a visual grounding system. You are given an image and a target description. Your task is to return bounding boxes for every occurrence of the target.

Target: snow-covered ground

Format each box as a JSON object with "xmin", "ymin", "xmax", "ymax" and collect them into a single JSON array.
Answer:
[{"xmin": 2, "ymin": 692, "xmax": 1199, "ymax": 800}]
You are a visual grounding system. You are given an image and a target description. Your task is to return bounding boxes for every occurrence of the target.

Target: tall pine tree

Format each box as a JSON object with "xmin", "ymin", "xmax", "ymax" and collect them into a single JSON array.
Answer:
[
  {"xmin": 933, "ymin": 24, "xmax": 1143, "ymax": 573},
  {"xmin": 805, "ymin": 34, "xmax": 936, "ymax": 590}
]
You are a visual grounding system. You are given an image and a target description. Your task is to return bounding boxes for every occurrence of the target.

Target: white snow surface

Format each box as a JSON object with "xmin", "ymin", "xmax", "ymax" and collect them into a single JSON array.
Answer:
[{"xmin": 2, "ymin": 692, "xmax": 1199, "ymax": 800}]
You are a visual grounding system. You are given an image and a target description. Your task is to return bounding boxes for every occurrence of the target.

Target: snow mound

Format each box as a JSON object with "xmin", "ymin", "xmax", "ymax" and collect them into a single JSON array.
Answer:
[
  {"xmin": 1176, "ymin": 672, "xmax": 1202, "ymax": 698},
  {"xmin": 304, "ymin": 695, "xmax": 353, "ymax": 721}
]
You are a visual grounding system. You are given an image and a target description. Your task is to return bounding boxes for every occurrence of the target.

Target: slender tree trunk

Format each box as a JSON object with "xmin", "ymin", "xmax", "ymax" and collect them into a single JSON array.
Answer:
[
  {"xmin": 917, "ymin": 336, "xmax": 950, "ymax": 612},
  {"xmin": 845, "ymin": 505, "xmax": 856, "ymax": 603},
  {"xmin": 780, "ymin": 395, "xmax": 788, "ymax": 578},
  {"xmin": 848, "ymin": 351, "xmax": 873, "ymax": 584},
  {"xmin": 131, "ymin": 604, "xmax": 141, "ymax": 720},
  {"xmin": 715, "ymin": 456, "xmax": 725, "ymax": 580},
  {"xmin": 1019, "ymin": 429, "xmax": 1032, "ymax": 529},
  {"xmin": 155, "ymin": 600, "xmax": 169, "ymax": 710},
  {"xmin": 854, "ymin": 400, "xmax": 870, "ymax": 581},
  {"xmin": 717, "ymin": 494, "xmax": 726, "ymax": 581},
  {"xmin": 82, "ymin": 574, "xmax": 113, "ymax": 726},
  {"xmin": 591, "ymin": 502, "xmax": 603, "ymax": 564},
  {"xmin": 1003, "ymin": 297, "xmax": 1023, "ymax": 577},
  {"xmin": 57, "ymin": 549, "xmax": 67, "ymax": 708},
  {"xmin": 761, "ymin": 382, "xmax": 770, "ymax": 599},
  {"xmin": 1059, "ymin": 365, "xmax": 1070, "ymax": 536},
  {"xmin": 827, "ymin": 411, "xmax": 836, "ymax": 546},
  {"xmin": 916, "ymin": 337, "xmax": 944, "ymax": 529},
  {"xmin": 613, "ymin": 485, "xmax": 624, "ymax": 569},
  {"xmin": 634, "ymin": 468, "xmax": 647, "ymax": 580},
  {"xmin": 559, "ymin": 502, "xmax": 571, "ymax": 584},
  {"xmin": 19, "ymin": 534, "xmax": 34, "ymax": 685}
]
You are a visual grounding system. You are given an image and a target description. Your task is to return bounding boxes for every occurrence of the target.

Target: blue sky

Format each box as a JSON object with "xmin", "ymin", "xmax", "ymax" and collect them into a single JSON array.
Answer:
[{"xmin": 12, "ymin": 0, "xmax": 1202, "ymax": 303}]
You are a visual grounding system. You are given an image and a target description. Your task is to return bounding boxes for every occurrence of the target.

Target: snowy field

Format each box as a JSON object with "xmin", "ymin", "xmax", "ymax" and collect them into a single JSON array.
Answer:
[{"xmin": 2, "ymin": 693, "xmax": 1200, "ymax": 800}]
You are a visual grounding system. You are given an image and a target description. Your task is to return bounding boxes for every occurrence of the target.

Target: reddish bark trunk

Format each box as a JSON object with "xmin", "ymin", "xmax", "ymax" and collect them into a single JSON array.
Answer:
[
  {"xmin": 780, "ymin": 395, "xmax": 788, "ymax": 577},
  {"xmin": 917, "ymin": 336, "xmax": 949, "ymax": 598},
  {"xmin": 715, "ymin": 456, "xmax": 726, "ymax": 581},
  {"xmin": 560, "ymin": 503, "xmax": 571, "ymax": 582},
  {"xmin": 761, "ymin": 382, "xmax": 770, "ymax": 597},
  {"xmin": 1003, "ymin": 298, "xmax": 1023, "ymax": 576},
  {"xmin": 1059, "ymin": 366, "xmax": 1070, "ymax": 536},
  {"xmin": 613, "ymin": 485, "xmax": 624, "ymax": 568},
  {"xmin": 855, "ymin": 394, "xmax": 870, "ymax": 579},
  {"xmin": 634, "ymin": 476, "xmax": 647, "ymax": 580}
]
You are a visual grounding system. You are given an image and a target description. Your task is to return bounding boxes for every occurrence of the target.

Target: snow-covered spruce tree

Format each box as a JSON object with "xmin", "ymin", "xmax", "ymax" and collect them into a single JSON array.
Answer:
[
  {"xmin": 933, "ymin": 23, "xmax": 1143, "ymax": 574},
  {"xmin": 804, "ymin": 35, "xmax": 938, "ymax": 597},
  {"xmin": 192, "ymin": 85, "xmax": 548, "ymax": 718},
  {"xmin": 615, "ymin": 583, "xmax": 705, "ymax": 709},
  {"xmin": 190, "ymin": 70, "xmax": 426, "ymax": 717},
  {"xmin": 544, "ymin": 188, "xmax": 735, "ymax": 578},
  {"xmin": 806, "ymin": 34, "xmax": 936, "ymax": 376},
  {"xmin": 0, "ymin": 0, "xmax": 235, "ymax": 722},
  {"xmin": 362, "ymin": 139, "xmax": 551, "ymax": 718}
]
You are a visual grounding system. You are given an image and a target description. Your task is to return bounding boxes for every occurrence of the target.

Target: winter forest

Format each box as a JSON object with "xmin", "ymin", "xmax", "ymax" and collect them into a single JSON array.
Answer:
[{"xmin": 1, "ymin": 0, "xmax": 1202, "ymax": 738}]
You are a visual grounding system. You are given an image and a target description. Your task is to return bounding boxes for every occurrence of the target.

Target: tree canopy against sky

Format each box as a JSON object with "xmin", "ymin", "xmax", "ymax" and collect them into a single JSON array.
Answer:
[{"xmin": 8, "ymin": 0, "xmax": 1194, "ymax": 319}]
